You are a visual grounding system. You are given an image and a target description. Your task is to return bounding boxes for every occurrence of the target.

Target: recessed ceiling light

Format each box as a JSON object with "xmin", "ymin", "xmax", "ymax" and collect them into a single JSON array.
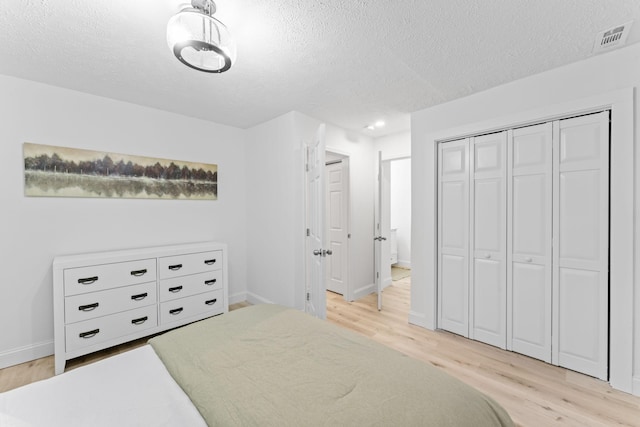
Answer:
[
  {"xmin": 366, "ymin": 125, "xmax": 376, "ymax": 130},
  {"xmin": 375, "ymin": 120, "xmax": 385, "ymax": 128}
]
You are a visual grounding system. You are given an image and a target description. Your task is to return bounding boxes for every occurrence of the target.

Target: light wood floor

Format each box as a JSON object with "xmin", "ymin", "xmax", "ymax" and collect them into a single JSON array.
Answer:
[
  {"xmin": 2, "ymin": 284, "xmax": 639, "ymax": 426},
  {"xmin": 327, "ymin": 277, "xmax": 640, "ymax": 427}
]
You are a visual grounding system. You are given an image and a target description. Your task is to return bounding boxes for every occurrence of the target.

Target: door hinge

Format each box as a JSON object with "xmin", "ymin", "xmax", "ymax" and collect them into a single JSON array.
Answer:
[
  {"xmin": 376, "ymin": 272, "xmax": 379, "ymax": 279},
  {"xmin": 306, "ymin": 228, "xmax": 310, "ymax": 237},
  {"xmin": 306, "ymin": 292, "xmax": 310, "ymax": 301}
]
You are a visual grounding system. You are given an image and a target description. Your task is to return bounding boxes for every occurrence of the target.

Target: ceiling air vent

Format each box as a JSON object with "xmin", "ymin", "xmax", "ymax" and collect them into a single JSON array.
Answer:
[{"xmin": 592, "ymin": 21, "xmax": 633, "ymax": 54}]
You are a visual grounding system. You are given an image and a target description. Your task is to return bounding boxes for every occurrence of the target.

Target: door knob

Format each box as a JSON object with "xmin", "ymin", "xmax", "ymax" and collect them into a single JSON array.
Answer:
[
  {"xmin": 313, "ymin": 249, "xmax": 322, "ymax": 256},
  {"xmin": 324, "ymin": 249, "xmax": 333, "ymax": 256}
]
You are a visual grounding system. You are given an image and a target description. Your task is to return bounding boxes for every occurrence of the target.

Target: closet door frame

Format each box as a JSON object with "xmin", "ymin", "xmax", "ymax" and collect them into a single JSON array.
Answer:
[{"xmin": 425, "ymin": 88, "xmax": 634, "ymax": 394}]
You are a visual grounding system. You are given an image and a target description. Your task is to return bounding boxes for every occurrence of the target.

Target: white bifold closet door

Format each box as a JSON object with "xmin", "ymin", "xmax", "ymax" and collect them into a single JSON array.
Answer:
[
  {"xmin": 552, "ymin": 112, "xmax": 609, "ymax": 380},
  {"xmin": 438, "ymin": 139, "xmax": 470, "ymax": 337},
  {"xmin": 507, "ymin": 123, "xmax": 553, "ymax": 363},
  {"xmin": 470, "ymin": 132, "xmax": 507, "ymax": 349},
  {"xmin": 437, "ymin": 111, "xmax": 609, "ymax": 380}
]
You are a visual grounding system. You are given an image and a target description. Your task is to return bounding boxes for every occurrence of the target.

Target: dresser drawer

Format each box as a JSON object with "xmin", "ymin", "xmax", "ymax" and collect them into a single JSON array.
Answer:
[
  {"xmin": 159, "ymin": 270, "xmax": 222, "ymax": 302},
  {"xmin": 65, "ymin": 305, "xmax": 158, "ymax": 352},
  {"xmin": 64, "ymin": 281, "xmax": 157, "ymax": 324},
  {"xmin": 159, "ymin": 289, "xmax": 223, "ymax": 325},
  {"xmin": 64, "ymin": 259, "xmax": 157, "ymax": 296},
  {"xmin": 158, "ymin": 251, "xmax": 222, "ymax": 279}
]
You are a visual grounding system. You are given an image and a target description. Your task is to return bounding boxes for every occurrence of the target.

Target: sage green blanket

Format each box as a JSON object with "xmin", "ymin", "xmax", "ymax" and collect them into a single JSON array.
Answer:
[{"xmin": 149, "ymin": 304, "xmax": 514, "ymax": 426}]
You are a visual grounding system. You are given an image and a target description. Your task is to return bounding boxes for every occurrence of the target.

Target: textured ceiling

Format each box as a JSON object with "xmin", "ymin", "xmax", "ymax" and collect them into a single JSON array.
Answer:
[{"xmin": 0, "ymin": 0, "xmax": 638, "ymax": 137}]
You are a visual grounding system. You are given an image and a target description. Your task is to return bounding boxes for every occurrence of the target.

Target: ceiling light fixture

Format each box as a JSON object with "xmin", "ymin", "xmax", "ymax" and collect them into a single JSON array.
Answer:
[
  {"xmin": 365, "ymin": 120, "xmax": 386, "ymax": 131},
  {"xmin": 167, "ymin": 0, "xmax": 236, "ymax": 73}
]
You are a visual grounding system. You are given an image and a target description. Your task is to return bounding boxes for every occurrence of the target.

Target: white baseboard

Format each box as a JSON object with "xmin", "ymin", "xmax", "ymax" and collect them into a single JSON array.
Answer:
[
  {"xmin": 408, "ymin": 310, "xmax": 433, "ymax": 330},
  {"xmin": 395, "ymin": 260, "xmax": 411, "ymax": 269},
  {"xmin": 228, "ymin": 291, "xmax": 248, "ymax": 306},
  {"xmin": 633, "ymin": 376, "xmax": 640, "ymax": 397},
  {"xmin": 246, "ymin": 292, "xmax": 275, "ymax": 305},
  {"xmin": 352, "ymin": 283, "xmax": 375, "ymax": 301},
  {"xmin": 0, "ymin": 340, "xmax": 54, "ymax": 370}
]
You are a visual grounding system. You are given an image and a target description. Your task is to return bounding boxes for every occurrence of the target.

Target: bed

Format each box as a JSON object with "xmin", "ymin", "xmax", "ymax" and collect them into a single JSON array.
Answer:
[{"xmin": 0, "ymin": 304, "xmax": 514, "ymax": 426}]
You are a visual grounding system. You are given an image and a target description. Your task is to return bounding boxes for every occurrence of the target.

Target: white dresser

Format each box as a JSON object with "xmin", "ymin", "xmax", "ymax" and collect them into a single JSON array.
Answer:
[{"xmin": 53, "ymin": 242, "xmax": 227, "ymax": 374}]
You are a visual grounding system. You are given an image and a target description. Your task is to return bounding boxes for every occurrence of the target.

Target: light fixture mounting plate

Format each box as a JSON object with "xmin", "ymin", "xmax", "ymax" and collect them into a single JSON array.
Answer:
[{"xmin": 191, "ymin": 0, "xmax": 216, "ymax": 15}]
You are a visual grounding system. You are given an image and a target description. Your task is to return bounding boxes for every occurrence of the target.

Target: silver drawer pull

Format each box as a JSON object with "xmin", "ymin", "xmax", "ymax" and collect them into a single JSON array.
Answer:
[
  {"xmin": 131, "ymin": 316, "xmax": 148, "ymax": 325},
  {"xmin": 204, "ymin": 279, "xmax": 217, "ymax": 285},
  {"xmin": 78, "ymin": 302, "xmax": 99, "ymax": 312},
  {"xmin": 205, "ymin": 298, "xmax": 217, "ymax": 306},
  {"xmin": 131, "ymin": 293, "xmax": 148, "ymax": 301},
  {"xmin": 79, "ymin": 329, "xmax": 100, "ymax": 339},
  {"xmin": 168, "ymin": 264, "xmax": 182, "ymax": 271},
  {"xmin": 169, "ymin": 307, "xmax": 183, "ymax": 315},
  {"xmin": 204, "ymin": 259, "xmax": 216, "ymax": 265},
  {"xmin": 78, "ymin": 276, "xmax": 98, "ymax": 285},
  {"xmin": 130, "ymin": 269, "xmax": 147, "ymax": 277},
  {"xmin": 169, "ymin": 286, "xmax": 183, "ymax": 293}
]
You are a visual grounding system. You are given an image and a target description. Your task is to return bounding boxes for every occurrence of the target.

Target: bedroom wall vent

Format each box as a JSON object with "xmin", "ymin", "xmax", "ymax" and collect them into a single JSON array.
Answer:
[{"xmin": 592, "ymin": 21, "xmax": 633, "ymax": 54}]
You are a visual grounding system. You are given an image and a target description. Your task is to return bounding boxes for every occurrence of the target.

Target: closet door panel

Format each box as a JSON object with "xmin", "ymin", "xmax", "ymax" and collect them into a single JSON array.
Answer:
[
  {"xmin": 441, "ymin": 182, "xmax": 466, "ymax": 250},
  {"xmin": 473, "ymin": 259, "xmax": 502, "ymax": 339},
  {"xmin": 558, "ymin": 269, "xmax": 603, "ymax": 371},
  {"xmin": 512, "ymin": 175, "xmax": 547, "ymax": 258},
  {"xmin": 552, "ymin": 112, "xmax": 609, "ymax": 380},
  {"xmin": 440, "ymin": 255, "xmax": 468, "ymax": 332},
  {"xmin": 508, "ymin": 123, "xmax": 552, "ymax": 362},
  {"xmin": 512, "ymin": 263, "xmax": 547, "ymax": 354},
  {"xmin": 559, "ymin": 170, "xmax": 602, "ymax": 262},
  {"xmin": 470, "ymin": 133, "xmax": 506, "ymax": 349},
  {"xmin": 474, "ymin": 179, "xmax": 502, "ymax": 252},
  {"xmin": 438, "ymin": 139, "xmax": 469, "ymax": 337}
]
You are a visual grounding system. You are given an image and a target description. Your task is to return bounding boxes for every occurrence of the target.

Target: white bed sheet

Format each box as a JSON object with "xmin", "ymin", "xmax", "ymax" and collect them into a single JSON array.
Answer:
[{"xmin": 0, "ymin": 345, "xmax": 206, "ymax": 427}]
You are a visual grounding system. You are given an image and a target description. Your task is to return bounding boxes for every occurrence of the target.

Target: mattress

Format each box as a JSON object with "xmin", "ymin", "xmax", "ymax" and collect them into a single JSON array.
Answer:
[
  {"xmin": 149, "ymin": 304, "xmax": 514, "ymax": 426},
  {"xmin": 0, "ymin": 345, "xmax": 206, "ymax": 427}
]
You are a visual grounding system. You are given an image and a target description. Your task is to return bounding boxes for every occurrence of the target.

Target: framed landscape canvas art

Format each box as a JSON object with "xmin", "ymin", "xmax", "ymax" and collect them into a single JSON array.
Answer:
[{"xmin": 23, "ymin": 143, "xmax": 218, "ymax": 200}]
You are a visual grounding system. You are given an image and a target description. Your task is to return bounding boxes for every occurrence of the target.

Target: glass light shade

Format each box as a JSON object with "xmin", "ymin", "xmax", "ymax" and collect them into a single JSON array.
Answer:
[{"xmin": 167, "ymin": 8, "xmax": 236, "ymax": 73}]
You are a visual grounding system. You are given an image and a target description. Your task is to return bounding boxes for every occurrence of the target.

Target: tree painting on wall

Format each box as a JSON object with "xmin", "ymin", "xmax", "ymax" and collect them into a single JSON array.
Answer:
[{"xmin": 23, "ymin": 143, "xmax": 218, "ymax": 200}]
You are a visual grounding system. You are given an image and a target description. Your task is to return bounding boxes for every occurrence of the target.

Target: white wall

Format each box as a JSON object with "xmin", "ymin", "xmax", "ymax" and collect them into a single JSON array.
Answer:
[
  {"xmin": 411, "ymin": 43, "xmax": 640, "ymax": 394},
  {"xmin": 0, "ymin": 75, "xmax": 248, "ymax": 368},
  {"xmin": 244, "ymin": 112, "xmax": 300, "ymax": 307},
  {"xmin": 390, "ymin": 158, "xmax": 411, "ymax": 268},
  {"xmin": 374, "ymin": 131, "xmax": 411, "ymax": 160},
  {"xmin": 245, "ymin": 112, "xmax": 376, "ymax": 307}
]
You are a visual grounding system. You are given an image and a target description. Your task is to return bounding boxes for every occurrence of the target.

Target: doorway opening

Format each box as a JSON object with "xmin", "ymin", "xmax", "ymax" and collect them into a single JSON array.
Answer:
[
  {"xmin": 376, "ymin": 156, "xmax": 412, "ymax": 311},
  {"xmin": 324, "ymin": 150, "xmax": 351, "ymax": 300}
]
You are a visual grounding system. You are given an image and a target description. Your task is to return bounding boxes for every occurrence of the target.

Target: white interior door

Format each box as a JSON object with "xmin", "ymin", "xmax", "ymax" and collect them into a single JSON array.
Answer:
[
  {"xmin": 325, "ymin": 159, "xmax": 349, "ymax": 296},
  {"xmin": 306, "ymin": 124, "xmax": 326, "ymax": 319},
  {"xmin": 508, "ymin": 123, "xmax": 553, "ymax": 362},
  {"xmin": 381, "ymin": 161, "xmax": 392, "ymax": 289},
  {"xmin": 469, "ymin": 132, "xmax": 507, "ymax": 349},
  {"xmin": 552, "ymin": 112, "xmax": 609, "ymax": 380},
  {"xmin": 437, "ymin": 139, "xmax": 470, "ymax": 337},
  {"xmin": 374, "ymin": 152, "xmax": 384, "ymax": 310}
]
